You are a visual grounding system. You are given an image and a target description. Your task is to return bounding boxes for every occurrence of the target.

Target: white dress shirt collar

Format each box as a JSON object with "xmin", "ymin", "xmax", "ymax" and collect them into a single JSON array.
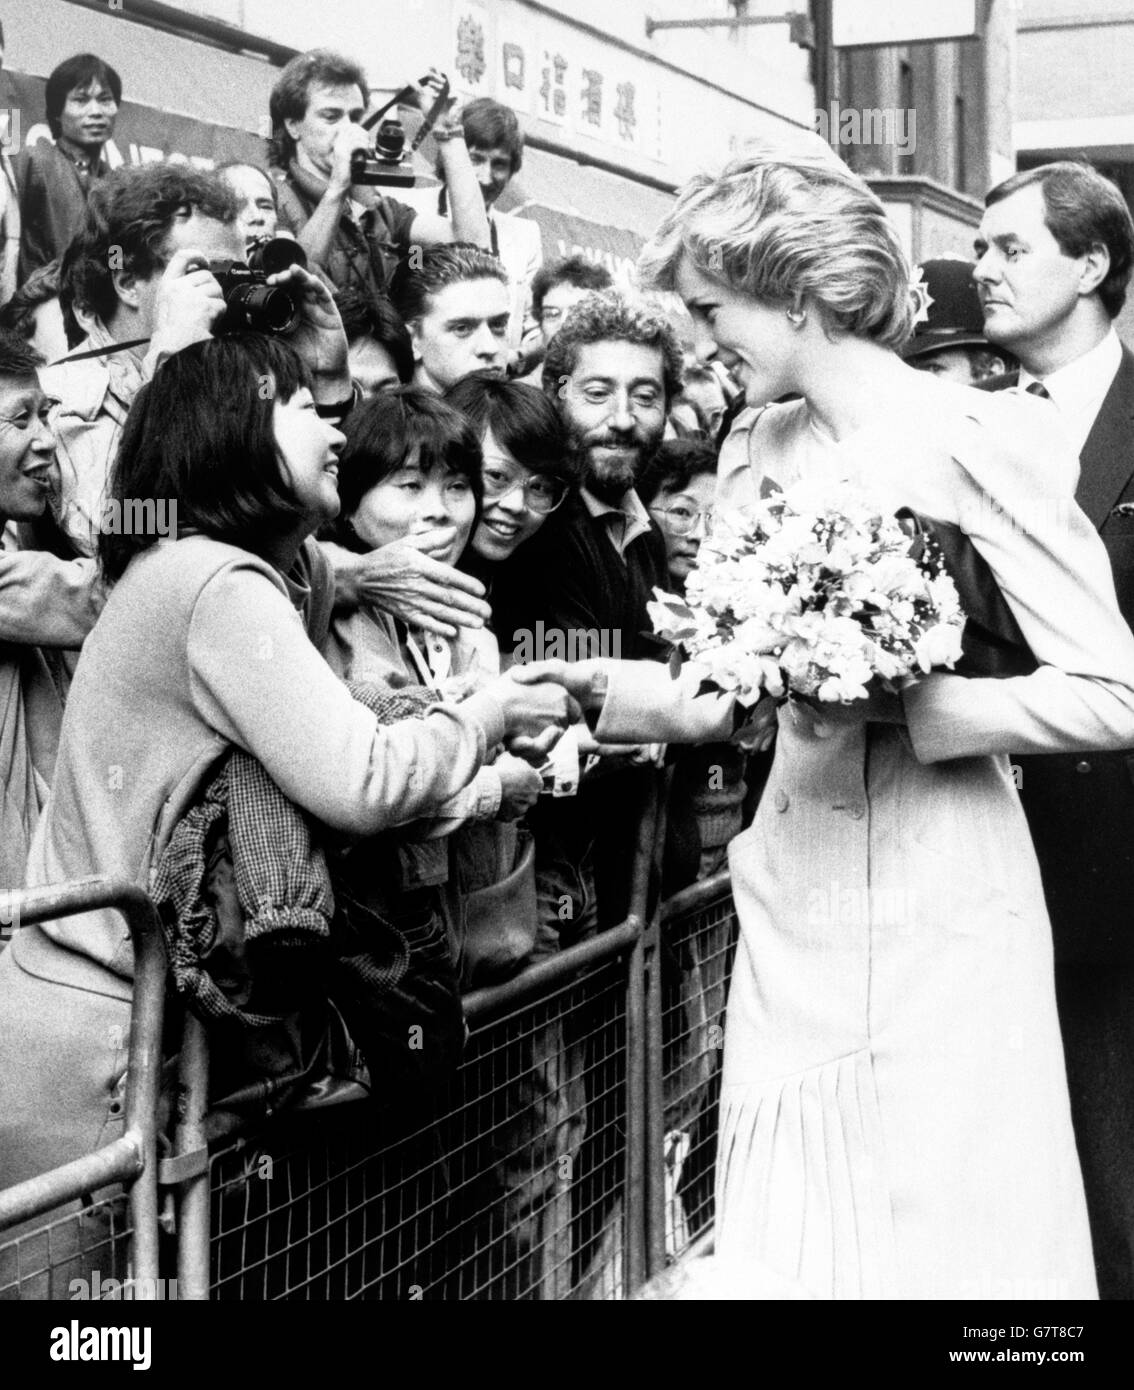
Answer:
[{"xmin": 1019, "ymin": 328, "xmax": 1123, "ymax": 455}]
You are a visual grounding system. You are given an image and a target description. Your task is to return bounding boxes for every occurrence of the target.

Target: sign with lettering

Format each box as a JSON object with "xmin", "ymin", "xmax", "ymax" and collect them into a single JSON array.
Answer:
[{"xmin": 832, "ymin": 0, "xmax": 979, "ymax": 48}]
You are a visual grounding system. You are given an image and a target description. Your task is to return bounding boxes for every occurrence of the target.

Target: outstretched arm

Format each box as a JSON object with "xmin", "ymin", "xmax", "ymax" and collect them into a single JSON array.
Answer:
[
  {"xmin": 905, "ymin": 398, "xmax": 1134, "ymax": 762},
  {"xmin": 510, "ymin": 657, "xmax": 746, "ymax": 747}
]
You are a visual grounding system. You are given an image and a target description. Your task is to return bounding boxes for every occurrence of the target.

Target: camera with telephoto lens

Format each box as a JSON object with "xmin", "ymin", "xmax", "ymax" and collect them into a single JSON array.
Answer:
[
  {"xmin": 208, "ymin": 238, "xmax": 309, "ymax": 335},
  {"xmin": 350, "ymin": 118, "xmax": 416, "ymax": 187}
]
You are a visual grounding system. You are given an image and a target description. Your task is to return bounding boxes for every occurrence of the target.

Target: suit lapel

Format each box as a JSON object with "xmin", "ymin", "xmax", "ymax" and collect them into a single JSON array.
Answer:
[{"xmin": 1077, "ymin": 346, "xmax": 1134, "ymax": 529}]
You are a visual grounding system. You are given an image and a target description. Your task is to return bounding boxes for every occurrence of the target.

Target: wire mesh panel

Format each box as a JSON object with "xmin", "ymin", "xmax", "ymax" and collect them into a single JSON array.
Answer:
[
  {"xmin": 0, "ymin": 1193, "xmax": 134, "ymax": 1301},
  {"xmin": 208, "ymin": 949, "xmax": 631, "ymax": 1300},
  {"xmin": 659, "ymin": 877, "xmax": 739, "ymax": 1262}
]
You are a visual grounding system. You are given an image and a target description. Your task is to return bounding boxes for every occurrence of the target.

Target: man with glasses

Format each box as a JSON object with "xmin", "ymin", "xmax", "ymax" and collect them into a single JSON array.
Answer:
[{"xmin": 529, "ymin": 255, "xmax": 614, "ymax": 366}]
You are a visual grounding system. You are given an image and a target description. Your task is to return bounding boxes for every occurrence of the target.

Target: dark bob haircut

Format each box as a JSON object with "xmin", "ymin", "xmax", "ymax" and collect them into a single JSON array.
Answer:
[
  {"xmin": 65, "ymin": 163, "xmax": 237, "ymax": 324},
  {"xmin": 444, "ymin": 370, "xmax": 575, "ymax": 488},
  {"xmin": 99, "ymin": 335, "xmax": 311, "ymax": 584},
  {"xmin": 46, "ymin": 53, "xmax": 122, "ymax": 139},
  {"xmin": 637, "ymin": 438, "xmax": 718, "ymax": 508},
  {"xmin": 985, "ymin": 161, "xmax": 1134, "ymax": 320},
  {"xmin": 332, "ymin": 387, "xmax": 484, "ymax": 552},
  {"xmin": 334, "ymin": 287, "xmax": 414, "ymax": 383},
  {"xmin": 268, "ymin": 49, "xmax": 368, "ymax": 169}
]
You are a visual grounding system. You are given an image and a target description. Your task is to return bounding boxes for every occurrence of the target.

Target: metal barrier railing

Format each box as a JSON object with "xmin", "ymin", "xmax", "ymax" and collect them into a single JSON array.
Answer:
[
  {"xmin": 0, "ymin": 801, "xmax": 740, "ymax": 1300},
  {"xmin": 0, "ymin": 877, "xmax": 166, "ymax": 1298}
]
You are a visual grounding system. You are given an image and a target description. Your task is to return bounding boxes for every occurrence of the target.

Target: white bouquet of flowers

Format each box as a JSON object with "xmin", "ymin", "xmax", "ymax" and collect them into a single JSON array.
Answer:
[{"xmin": 647, "ymin": 480, "xmax": 966, "ymax": 707}]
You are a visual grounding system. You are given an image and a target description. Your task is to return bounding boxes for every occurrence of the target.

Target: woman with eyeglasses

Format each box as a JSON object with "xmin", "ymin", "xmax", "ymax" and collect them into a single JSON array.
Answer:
[
  {"xmin": 638, "ymin": 438, "xmax": 717, "ymax": 593},
  {"xmin": 0, "ymin": 333, "xmax": 571, "ymax": 1211},
  {"xmin": 326, "ymin": 385, "xmax": 545, "ymax": 825},
  {"xmin": 444, "ymin": 370, "xmax": 573, "ymax": 612}
]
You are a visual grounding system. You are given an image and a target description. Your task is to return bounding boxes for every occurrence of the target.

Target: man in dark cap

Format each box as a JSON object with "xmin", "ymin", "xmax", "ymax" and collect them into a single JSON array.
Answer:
[{"xmin": 902, "ymin": 257, "xmax": 1013, "ymax": 385}]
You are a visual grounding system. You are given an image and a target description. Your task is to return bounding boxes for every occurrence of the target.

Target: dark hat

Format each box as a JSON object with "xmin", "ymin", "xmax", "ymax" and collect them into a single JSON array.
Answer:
[{"xmin": 903, "ymin": 258, "xmax": 989, "ymax": 361}]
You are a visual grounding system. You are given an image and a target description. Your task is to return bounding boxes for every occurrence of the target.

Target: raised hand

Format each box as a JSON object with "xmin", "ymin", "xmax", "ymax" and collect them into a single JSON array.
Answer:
[
  {"xmin": 335, "ymin": 539, "xmax": 491, "ymax": 635},
  {"xmin": 328, "ymin": 121, "xmax": 374, "ymax": 195},
  {"xmin": 145, "ymin": 248, "xmax": 227, "ymax": 370},
  {"xmin": 264, "ymin": 262, "xmax": 349, "ymax": 393},
  {"xmin": 494, "ymin": 753, "xmax": 543, "ymax": 819}
]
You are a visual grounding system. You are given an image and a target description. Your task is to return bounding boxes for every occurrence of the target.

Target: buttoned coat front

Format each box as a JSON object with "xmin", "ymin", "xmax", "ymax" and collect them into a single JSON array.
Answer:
[{"xmin": 593, "ymin": 382, "xmax": 1134, "ymax": 1299}]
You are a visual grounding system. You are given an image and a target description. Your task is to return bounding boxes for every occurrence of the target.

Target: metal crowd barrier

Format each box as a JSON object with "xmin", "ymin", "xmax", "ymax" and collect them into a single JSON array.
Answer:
[
  {"xmin": 0, "ymin": 799, "xmax": 740, "ymax": 1301},
  {"xmin": 0, "ymin": 878, "xmax": 166, "ymax": 1300}
]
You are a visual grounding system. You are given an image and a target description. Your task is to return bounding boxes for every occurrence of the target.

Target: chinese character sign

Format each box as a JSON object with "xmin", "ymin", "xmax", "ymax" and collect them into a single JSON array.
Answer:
[
  {"xmin": 614, "ymin": 81, "xmax": 636, "ymax": 144},
  {"xmin": 502, "ymin": 42, "xmax": 525, "ymax": 91},
  {"xmin": 453, "ymin": 4, "xmax": 490, "ymax": 95},
  {"xmin": 580, "ymin": 69, "xmax": 603, "ymax": 129},
  {"xmin": 539, "ymin": 49, "xmax": 570, "ymax": 126}
]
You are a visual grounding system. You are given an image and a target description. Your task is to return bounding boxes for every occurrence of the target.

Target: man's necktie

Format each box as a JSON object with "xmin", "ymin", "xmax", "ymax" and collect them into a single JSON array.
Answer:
[{"xmin": 1026, "ymin": 381, "xmax": 1051, "ymax": 400}]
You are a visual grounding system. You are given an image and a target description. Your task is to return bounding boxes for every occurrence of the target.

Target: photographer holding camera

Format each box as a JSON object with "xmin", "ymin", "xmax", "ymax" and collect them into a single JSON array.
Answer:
[
  {"xmin": 269, "ymin": 49, "xmax": 490, "ymax": 301},
  {"xmin": 42, "ymin": 163, "xmax": 247, "ymax": 558},
  {"xmin": 40, "ymin": 161, "xmax": 490, "ymax": 639}
]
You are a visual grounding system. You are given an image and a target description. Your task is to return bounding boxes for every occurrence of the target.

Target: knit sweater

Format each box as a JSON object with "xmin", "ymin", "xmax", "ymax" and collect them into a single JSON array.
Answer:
[{"xmin": 14, "ymin": 535, "xmax": 506, "ymax": 998}]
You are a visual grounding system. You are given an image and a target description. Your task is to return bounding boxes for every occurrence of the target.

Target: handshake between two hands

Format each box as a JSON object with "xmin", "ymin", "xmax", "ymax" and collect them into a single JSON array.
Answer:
[{"xmin": 488, "ymin": 659, "xmax": 609, "ymax": 766}]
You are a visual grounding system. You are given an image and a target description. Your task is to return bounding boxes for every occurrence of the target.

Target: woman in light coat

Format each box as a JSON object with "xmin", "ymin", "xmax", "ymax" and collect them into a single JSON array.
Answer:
[
  {"xmin": 519, "ymin": 147, "xmax": 1134, "ymax": 1299},
  {"xmin": 0, "ymin": 328, "xmax": 570, "ymax": 1200}
]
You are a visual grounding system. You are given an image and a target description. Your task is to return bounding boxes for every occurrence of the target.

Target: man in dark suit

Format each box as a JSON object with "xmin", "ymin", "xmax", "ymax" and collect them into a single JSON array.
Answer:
[{"xmin": 976, "ymin": 160, "xmax": 1134, "ymax": 1299}]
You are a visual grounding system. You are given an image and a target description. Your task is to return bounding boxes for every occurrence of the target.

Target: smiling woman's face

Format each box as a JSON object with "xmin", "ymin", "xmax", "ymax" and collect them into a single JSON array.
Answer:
[
  {"xmin": 349, "ymin": 445, "xmax": 477, "ymax": 566},
  {"xmin": 272, "ymin": 385, "xmax": 345, "ymax": 531},
  {"xmin": 471, "ymin": 426, "xmax": 552, "ymax": 563},
  {"xmin": 675, "ymin": 257, "xmax": 802, "ymax": 410}
]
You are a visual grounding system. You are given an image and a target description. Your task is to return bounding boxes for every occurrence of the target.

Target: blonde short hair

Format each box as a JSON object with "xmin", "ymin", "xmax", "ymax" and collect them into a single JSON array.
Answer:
[{"xmin": 639, "ymin": 146, "xmax": 914, "ymax": 351}]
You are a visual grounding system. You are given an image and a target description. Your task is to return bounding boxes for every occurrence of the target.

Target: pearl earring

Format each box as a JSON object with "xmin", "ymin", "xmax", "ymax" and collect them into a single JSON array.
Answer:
[{"xmin": 786, "ymin": 307, "xmax": 806, "ymax": 327}]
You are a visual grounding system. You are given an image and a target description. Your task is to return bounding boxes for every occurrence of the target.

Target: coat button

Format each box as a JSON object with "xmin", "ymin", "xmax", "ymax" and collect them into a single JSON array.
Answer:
[
  {"xmin": 774, "ymin": 789, "xmax": 789, "ymax": 812},
  {"xmin": 1075, "ymin": 760, "xmax": 1092, "ymax": 775},
  {"xmin": 848, "ymin": 804, "xmax": 865, "ymax": 820}
]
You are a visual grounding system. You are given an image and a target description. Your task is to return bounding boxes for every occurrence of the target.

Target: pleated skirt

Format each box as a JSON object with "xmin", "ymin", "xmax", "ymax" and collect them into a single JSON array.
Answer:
[{"xmin": 711, "ymin": 724, "xmax": 1097, "ymax": 1300}]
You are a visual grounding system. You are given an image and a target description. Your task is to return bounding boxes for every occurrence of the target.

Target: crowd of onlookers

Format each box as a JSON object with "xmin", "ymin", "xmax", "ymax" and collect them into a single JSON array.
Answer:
[
  {"xmin": 3, "ymin": 30, "xmax": 1086, "ymax": 1300},
  {"xmin": 0, "ymin": 36, "xmax": 753, "ymax": 1296},
  {"xmin": 0, "ymin": 39, "xmax": 750, "ymax": 931}
]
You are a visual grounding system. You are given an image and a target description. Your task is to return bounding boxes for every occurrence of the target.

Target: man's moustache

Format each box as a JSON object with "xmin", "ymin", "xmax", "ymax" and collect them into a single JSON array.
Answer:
[{"xmin": 587, "ymin": 436, "xmax": 643, "ymax": 451}]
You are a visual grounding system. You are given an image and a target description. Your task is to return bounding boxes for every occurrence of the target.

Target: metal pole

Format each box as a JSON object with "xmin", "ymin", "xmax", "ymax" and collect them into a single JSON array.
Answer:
[
  {"xmin": 643, "ymin": 770, "xmax": 673, "ymax": 1279},
  {"xmin": 0, "ymin": 1138, "xmax": 142, "ymax": 1233},
  {"xmin": 812, "ymin": 0, "xmax": 840, "ymax": 143},
  {"xmin": 174, "ymin": 1012, "xmax": 212, "ymax": 1301},
  {"xmin": 646, "ymin": 13, "xmax": 808, "ymax": 37},
  {"xmin": 463, "ymin": 918, "xmax": 641, "ymax": 1024},
  {"xmin": 0, "ymin": 879, "xmax": 165, "ymax": 1274},
  {"xmin": 622, "ymin": 768, "xmax": 663, "ymax": 1295},
  {"xmin": 123, "ymin": 894, "xmax": 168, "ymax": 1294}
]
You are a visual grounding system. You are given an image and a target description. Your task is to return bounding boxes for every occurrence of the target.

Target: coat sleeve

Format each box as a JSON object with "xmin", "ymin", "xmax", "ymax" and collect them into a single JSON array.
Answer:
[
  {"xmin": 592, "ymin": 659, "xmax": 737, "ymax": 745},
  {"xmin": 0, "ymin": 549, "xmax": 103, "ymax": 647},
  {"xmin": 903, "ymin": 395, "xmax": 1134, "ymax": 762},
  {"xmin": 186, "ymin": 560, "xmax": 507, "ymax": 833}
]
